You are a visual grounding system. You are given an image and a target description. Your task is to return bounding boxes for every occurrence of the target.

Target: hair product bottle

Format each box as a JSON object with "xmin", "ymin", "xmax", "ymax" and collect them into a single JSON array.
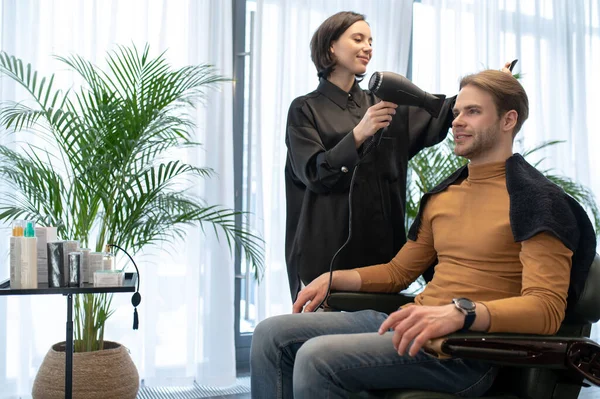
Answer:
[
  {"xmin": 103, "ymin": 244, "xmax": 114, "ymax": 271},
  {"xmin": 20, "ymin": 221, "xmax": 38, "ymax": 289},
  {"xmin": 10, "ymin": 220, "xmax": 24, "ymax": 289},
  {"xmin": 35, "ymin": 226, "xmax": 57, "ymax": 285}
]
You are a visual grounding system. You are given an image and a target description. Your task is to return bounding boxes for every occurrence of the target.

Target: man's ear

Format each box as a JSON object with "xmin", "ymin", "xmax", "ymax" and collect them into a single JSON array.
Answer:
[{"xmin": 502, "ymin": 110, "xmax": 518, "ymax": 132}]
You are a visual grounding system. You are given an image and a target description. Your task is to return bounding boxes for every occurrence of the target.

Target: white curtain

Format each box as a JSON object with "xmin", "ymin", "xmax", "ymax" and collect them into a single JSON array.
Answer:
[
  {"xmin": 412, "ymin": 0, "xmax": 600, "ymax": 338},
  {"xmin": 0, "ymin": 0, "xmax": 237, "ymax": 396},
  {"xmin": 413, "ymin": 0, "xmax": 599, "ymax": 192},
  {"xmin": 249, "ymin": 0, "xmax": 414, "ymax": 321},
  {"xmin": 249, "ymin": 0, "xmax": 600, "ymax": 332}
]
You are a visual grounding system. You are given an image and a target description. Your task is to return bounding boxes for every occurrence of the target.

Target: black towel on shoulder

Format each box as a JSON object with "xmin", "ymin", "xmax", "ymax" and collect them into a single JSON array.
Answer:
[{"xmin": 408, "ymin": 154, "xmax": 597, "ymax": 320}]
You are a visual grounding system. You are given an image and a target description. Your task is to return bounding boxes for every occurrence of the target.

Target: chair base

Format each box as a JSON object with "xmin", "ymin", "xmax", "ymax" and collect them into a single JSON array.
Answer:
[{"xmin": 357, "ymin": 390, "xmax": 518, "ymax": 399}]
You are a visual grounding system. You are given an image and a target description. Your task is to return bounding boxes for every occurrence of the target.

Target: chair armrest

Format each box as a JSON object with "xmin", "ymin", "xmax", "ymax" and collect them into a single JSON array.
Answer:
[
  {"xmin": 326, "ymin": 292, "xmax": 600, "ymax": 386},
  {"xmin": 440, "ymin": 333, "xmax": 580, "ymax": 366},
  {"xmin": 326, "ymin": 291, "xmax": 415, "ymax": 314},
  {"xmin": 438, "ymin": 333, "xmax": 600, "ymax": 386}
]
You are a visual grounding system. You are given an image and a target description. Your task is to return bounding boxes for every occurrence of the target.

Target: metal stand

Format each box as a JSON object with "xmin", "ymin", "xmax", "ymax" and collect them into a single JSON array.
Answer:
[
  {"xmin": 65, "ymin": 293, "xmax": 73, "ymax": 399},
  {"xmin": 0, "ymin": 273, "xmax": 137, "ymax": 399}
]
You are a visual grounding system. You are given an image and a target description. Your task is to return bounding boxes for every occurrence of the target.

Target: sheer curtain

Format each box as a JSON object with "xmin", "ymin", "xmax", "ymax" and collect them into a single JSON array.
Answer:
[
  {"xmin": 248, "ymin": 0, "xmax": 414, "ymax": 321},
  {"xmin": 412, "ymin": 0, "xmax": 599, "ymax": 194},
  {"xmin": 0, "ymin": 0, "xmax": 237, "ymax": 396},
  {"xmin": 249, "ymin": 0, "xmax": 600, "ymax": 329},
  {"xmin": 411, "ymin": 0, "xmax": 600, "ymax": 338}
]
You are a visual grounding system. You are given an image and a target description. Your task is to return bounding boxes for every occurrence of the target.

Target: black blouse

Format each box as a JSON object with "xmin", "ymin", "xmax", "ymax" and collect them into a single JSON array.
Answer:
[{"xmin": 284, "ymin": 78, "xmax": 454, "ymax": 300}]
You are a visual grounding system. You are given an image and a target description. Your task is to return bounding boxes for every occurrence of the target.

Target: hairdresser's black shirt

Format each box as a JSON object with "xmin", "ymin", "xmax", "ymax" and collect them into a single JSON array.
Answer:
[{"xmin": 284, "ymin": 78, "xmax": 455, "ymax": 300}]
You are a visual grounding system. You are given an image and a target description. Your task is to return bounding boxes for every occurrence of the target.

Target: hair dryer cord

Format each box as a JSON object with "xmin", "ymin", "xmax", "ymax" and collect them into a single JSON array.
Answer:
[{"xmin": 313, "ymin": 127, "xmax": 384, "ymax": 311}]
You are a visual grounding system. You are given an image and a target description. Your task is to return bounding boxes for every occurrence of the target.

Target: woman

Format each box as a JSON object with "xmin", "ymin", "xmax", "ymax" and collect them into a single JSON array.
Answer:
[{"xmin": 284, "ymin": 10, "xmax": 506, "ymax": 301}]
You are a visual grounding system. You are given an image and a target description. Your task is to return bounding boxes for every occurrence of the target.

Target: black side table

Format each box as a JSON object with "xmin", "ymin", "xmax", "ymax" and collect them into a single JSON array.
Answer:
[{"xmin": 0, "ymin": 273, "xmax": 137, "ymax": 399}]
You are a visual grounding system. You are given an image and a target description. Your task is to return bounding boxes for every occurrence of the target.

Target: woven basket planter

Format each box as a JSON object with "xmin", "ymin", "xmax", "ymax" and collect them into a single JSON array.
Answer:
[{"xmin": 32, "ymin": 341, "xmax": 139, "ymax": 399}]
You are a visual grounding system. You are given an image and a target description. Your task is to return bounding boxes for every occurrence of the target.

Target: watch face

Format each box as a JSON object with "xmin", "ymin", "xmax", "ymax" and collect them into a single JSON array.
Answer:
[{"xmin": 456, "ymin": 298, "xmax": 476, "ymax": 311}]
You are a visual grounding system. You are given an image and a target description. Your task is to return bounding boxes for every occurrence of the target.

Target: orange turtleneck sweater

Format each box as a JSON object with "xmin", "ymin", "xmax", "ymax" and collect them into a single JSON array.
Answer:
[{"xmin": 356, "ymin": 161, "xmax": 573, "ymax": 334}]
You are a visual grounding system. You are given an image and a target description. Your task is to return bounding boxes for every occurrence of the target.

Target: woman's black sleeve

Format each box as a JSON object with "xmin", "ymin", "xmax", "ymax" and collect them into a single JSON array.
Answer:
[
  {"xmin": 286, "ymin": 101, "xmax": 360, "ymax": 193},
  {"xmin": 407, "ymin": 95, "xmax": 457, "ymax": 159}
]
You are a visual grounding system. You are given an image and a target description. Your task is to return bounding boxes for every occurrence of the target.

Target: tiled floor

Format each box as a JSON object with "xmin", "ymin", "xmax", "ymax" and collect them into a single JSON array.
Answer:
[
  {"xmin": 202, "ymin": 385, "xmax": 600, "ymax": 398},
  {"xmin": 206, "ymin": 389, "xmax": 600, "ymax": 398},
  {"xmin": 137, "ymin": 375, "xmax": 251, "ymax": 399},
  {"xmin": 204, "ymin": 388, "xmax": 600, "ymax": 398},
  {"xmin": 580, "ymin": 386, "xmax": 600, "ymax": 398},
  {"xmin": 156, "ymin": 365, "xmax": 600, "ymax": 399}
]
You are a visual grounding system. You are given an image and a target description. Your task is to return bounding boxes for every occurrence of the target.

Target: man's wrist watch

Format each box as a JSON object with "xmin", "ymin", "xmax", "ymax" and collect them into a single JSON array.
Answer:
[{"xmin": 452, "ymin": 298, "xmax": 476, "ymax": 331}]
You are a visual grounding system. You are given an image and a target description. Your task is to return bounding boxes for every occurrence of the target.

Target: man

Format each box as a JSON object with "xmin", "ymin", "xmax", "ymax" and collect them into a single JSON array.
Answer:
[{"xmin": 250, "ymin": 70, "xmax": 597, "ymax": 399}]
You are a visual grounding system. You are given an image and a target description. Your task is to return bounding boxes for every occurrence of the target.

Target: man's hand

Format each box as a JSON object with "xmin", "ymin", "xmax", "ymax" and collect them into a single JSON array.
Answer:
[
  {"xmin": 377, "ymin": 304, "xmax": 464, "ymax": 357},
  {"xmin": 292, "ymin": 270, "xmax": 362, "ymax": 314},
  {"xmin": 292, "ymin": 273, "xmax": 331, "ymax": 313}
]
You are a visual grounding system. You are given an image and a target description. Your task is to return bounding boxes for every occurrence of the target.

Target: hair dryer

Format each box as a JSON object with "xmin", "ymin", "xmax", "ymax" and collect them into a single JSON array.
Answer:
[{"xmin": 368, "ymin": 72, "xmax": 446, "ymax": 118}]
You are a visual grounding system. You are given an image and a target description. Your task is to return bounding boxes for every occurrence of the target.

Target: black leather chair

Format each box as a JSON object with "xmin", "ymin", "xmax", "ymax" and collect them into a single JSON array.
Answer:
[{"xmin": 327, "ymin": 254, "xmax": 600, "ymax": 399}]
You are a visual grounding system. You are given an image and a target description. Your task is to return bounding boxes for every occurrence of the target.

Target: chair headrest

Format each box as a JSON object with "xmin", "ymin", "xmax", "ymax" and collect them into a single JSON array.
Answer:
[{"xmin": 572, "ymin": 253, "xmax": 600, "ymax": 323}]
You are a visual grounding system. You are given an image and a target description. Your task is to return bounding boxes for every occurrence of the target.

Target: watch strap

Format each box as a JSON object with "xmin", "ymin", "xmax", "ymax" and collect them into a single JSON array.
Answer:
[{"xmin": 461, "ymin": 310, "xmax": 476, "ymax": 331}]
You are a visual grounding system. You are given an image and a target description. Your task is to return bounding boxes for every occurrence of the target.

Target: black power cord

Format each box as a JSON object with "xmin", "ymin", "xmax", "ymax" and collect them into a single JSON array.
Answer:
[
  {"xmin": 313, "ymin": 128, "xmax": 385, "ymax": 311},
  {"xmin": 108, "ymin": 243, "xmax": 141, "ymax": 330}
]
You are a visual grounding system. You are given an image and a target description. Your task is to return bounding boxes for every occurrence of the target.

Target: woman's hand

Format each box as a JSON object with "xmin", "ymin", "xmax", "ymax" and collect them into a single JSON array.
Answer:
[
  {"xmin": 292, "ymin": 272, "xmax": 331, "ymax": 313},
  {"xmin": 501, "ymin": 60, "xmax": 517, "ymax": 74},
  {"xmin": 353, "ymin": 101, "xmax": 398, "ymax": 147}
]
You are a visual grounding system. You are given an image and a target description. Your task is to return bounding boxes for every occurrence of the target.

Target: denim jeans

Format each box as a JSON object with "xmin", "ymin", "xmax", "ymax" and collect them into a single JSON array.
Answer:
[{"xmin": 250, "ymin": 310, "xmax": 497, "ymax": 399}]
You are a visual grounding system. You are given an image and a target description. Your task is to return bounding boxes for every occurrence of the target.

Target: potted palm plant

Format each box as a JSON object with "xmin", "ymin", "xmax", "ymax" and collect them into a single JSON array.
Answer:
[{"xmin": 0, "ymin": 44, "xmax": 264, "ymax": 398}]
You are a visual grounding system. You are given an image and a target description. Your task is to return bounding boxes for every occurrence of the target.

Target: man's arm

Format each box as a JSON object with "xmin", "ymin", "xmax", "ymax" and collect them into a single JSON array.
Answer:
[
  {"xmin": 293, "ymin": 206, "xmax": 437, "ymax": 313},
  {"xmin": 378, "ymin": 231, "xmax": 572, "ymax": 356},
  {"xmin": 355, "ymin": 202, "xmax": 438, "ymax": 293},
  {"xmin": 355, "ymin": 239, "xmax": 437, "ymax": 293},
  {"xmin": 378, "ymin": 302, "xmax": 491, "ymax": 357},
  {"xmin": 480, "ymin": 231, "xmax": 572, "ymax": 334}
]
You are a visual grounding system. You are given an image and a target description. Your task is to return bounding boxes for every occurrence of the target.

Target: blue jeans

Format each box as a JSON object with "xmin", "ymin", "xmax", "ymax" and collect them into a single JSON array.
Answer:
[{"xmin": 250, "ymin": 310, "xmax": 497, "ymax": 398}]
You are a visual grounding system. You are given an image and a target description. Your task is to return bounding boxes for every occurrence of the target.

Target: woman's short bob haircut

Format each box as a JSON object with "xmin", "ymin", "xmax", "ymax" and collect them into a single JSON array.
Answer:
[{"xmin": 310, "ymin": 11, "xmax": 366, "ymax": 79}]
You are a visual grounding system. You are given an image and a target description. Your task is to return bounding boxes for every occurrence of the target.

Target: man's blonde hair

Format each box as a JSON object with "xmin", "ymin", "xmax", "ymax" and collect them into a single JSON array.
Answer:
[{"xmin": 460, "ymin": 70, "xmax": 529, "ymax": 136}]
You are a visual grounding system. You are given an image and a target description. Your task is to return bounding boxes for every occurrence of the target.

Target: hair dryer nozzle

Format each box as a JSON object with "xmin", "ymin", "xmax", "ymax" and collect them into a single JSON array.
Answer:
[
  {"xmin": 429, "ymin": 94, "xmax": 446, "ymax": 118},
  {"xmin": 369, "ymin": 72, "xmax": 446, "ymax": 118}
]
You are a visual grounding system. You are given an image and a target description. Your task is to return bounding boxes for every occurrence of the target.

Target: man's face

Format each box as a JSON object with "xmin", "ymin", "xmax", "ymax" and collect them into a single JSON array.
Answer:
[{"xmin": 451, "ymin": 85, "xmax": 502, "ymax": 161}]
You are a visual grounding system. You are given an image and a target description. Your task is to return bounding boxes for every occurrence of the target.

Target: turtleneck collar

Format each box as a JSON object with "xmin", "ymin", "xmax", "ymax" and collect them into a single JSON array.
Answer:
[{"xmin": 467, "ymin": 160, "xmax": 506, "ymax": 182}]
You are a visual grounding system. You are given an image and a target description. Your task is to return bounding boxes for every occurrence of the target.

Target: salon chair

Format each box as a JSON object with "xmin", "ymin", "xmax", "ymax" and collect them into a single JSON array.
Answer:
[{"xmin": 328, "ymin": 254, "xmax": 600, "ymax": 399}]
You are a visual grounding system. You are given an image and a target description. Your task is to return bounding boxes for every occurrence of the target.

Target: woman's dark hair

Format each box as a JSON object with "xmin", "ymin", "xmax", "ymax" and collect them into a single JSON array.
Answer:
[{"xmin": 310, "ymin": 11, "xmax": 366, "ymax": 79}]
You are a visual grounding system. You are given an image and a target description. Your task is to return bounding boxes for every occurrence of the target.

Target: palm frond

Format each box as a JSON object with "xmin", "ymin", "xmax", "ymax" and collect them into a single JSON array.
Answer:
[
  {"xmin": 545, "ymin": 174, "xmax": 600, "ymax": 234},
  {"xmin": 405, "ymin": 137, "xmax": 467, "ymax": 231}
]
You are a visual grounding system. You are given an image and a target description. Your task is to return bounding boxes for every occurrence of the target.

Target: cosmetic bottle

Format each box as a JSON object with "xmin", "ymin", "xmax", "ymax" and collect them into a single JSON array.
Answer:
[
  {"xmin": 63, "ymin": 240, "xmax": 80, "ymax": 284},
  {"xmin": 48, "ymin": 241, "xmax": 66, "ymax": 287},
  {"xmin": 68, "ymin": 252, "xmax": 83, "ymax": 287},
  {"xmin": 35, "ymin": 226, "xmax": 57, "ymax": 285},
  {"xmin": 94, "ymin": 270, "xmax": 125, "ymax": 287},
  {"xmin": 20, "ymin": 221, "xmax": 38, "ymax": 289},
  {"xmin": 80, "ymin": 248, "xmax": 91, "ymax": 284},
  {"xmin": 88, "ymin": 252, "xmax": 104, "ymax": 282},
  {"xmin": 10, "ymin": 220, "xmax": 24, "ymax": 289},
  {"xmin": 103, "ymin": 244, "xmax": 114, "ymax": 271}
]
